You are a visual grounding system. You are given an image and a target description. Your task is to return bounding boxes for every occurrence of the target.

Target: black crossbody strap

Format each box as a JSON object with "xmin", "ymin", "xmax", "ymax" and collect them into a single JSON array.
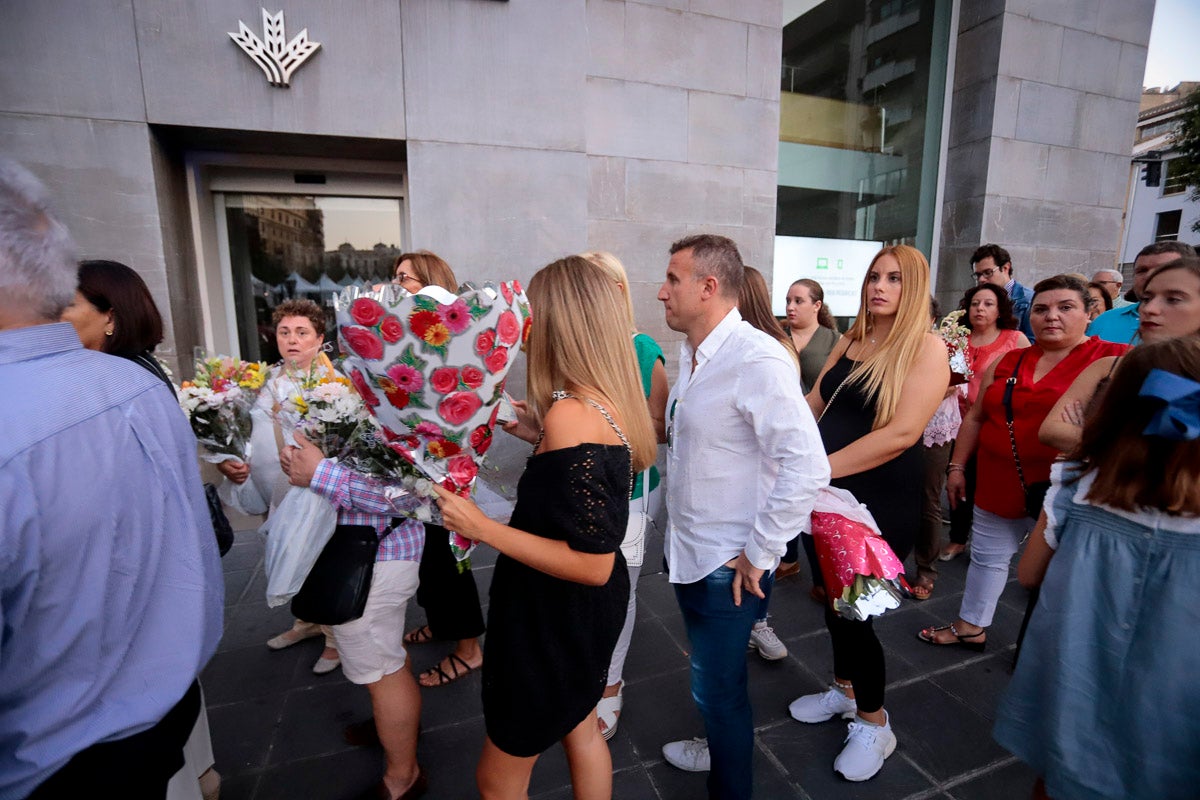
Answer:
[{"xmin": 1002, "ymin": 351, "xmax": 1030, "ymax": 491}]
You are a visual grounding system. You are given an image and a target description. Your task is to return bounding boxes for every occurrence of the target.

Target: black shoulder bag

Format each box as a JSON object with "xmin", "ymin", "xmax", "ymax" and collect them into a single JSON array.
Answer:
[
  {"xmin": 1001, "ymin": 351, "xmax": 1050, "ymax": 519},
  {"xmin": 290, "ymin": 521, "xmax": 392, "ymax": 626}
]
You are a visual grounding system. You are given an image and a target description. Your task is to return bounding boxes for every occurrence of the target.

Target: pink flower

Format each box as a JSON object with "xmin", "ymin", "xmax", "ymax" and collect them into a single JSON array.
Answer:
[
  {"xmin": 460, "ymin": 365, "xmax": 485, "ymax": 390},
  {"xmin": 379, "ymin": 314, "xmax": 404, "ymax": 343},
  {"xmin": 350, "ymin": 368, "xmax": 379, "ymax": 407},
  {"xmin": 496, "ymin": 310, "xmax": 521, "ymax": 346},
  {"xmin": 512, "ymin": 280, "xmax": 523, "ymax": 295},
  {"xmin": 438, "ymin": 299, "xmax": 472, "ymax": 334},
  {"xmin": 385, "ymin": 363, "xmax": 424, "ymax": 392},
  {"xmin": 474, "ymin": 329, "xmax": 496, "ymax": 356},
  {"xmin": 351, "ymin": 298, "xmax": 387, "ymax": 327},
  {"xmin": 342, "ymin": 326, "xmax": 384, "ymax": 361},
  {"xmin": 430, "ymin": 366, "xmax": 459, "ymax": 395},
  {"xmin": 484, "ymin": 347, "xmax": 508, "ymax": 374},
  {"xmin": 438, "ymin": 391, "xmax": 483, "ymax": 426},
  {"xmin": 447, "ymin": 455, "xmax": 479, "ymax": 487},
  {"xmin": 414, "ymin": 421, "xmax": 444, "ymax": 440},
  {"xmin": 500, "ymin": 282, "xmax": 514, "ymax": 305}
]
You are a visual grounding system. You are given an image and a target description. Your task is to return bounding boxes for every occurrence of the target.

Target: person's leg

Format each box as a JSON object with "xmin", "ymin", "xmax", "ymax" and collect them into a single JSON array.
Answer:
[
  {"xmin": 674, "ymin": 566, "xmax": 758, "ymax": 800},
  {"xmin": 957, "ymin": 510, "xmax": 1027, "ymax": 629},
  {"xmin": 562, "ymin": 710, "xmax": 614, "ymax": 800},
  {"xmin": 366, "ymin": 666, "xmax": 423, "ymax": 798},
  {"xmin": 914, "ymin": 442, "xmax": 951, "ymax": 593},
  {"xmin": 945, "ymin": 455, "xmax": 976, "ymax": 551},
  {"xmin": 598, "ymin": 562, "xmax": 640, "ymax": 736},
  {"xmin": 416, "ymin": 523, "xmax": 486, "ymax": 687},
  {"xmin": 476, "ymin": 736, "xmax": 537, "ymax": 800}
]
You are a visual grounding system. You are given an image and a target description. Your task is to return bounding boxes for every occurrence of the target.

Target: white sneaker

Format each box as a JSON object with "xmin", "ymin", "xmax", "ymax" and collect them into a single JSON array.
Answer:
[
  {"xmin": 662, "ymin": 737, "xmax": 710, "ymax": 772},
  {"xmin": 833, "ymin": 713, "xmax": 897, "ymax": 782},
  {"xmin": 748, "ymin": 621, "xmax": 788, "ymax": 660},
  {"xmin": 788, "ymin": 685, "xmax": 857, "ymax": 723}
]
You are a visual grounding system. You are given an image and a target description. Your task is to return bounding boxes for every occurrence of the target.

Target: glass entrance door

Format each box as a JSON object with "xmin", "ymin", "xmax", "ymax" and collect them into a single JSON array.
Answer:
[{"xmin": 217, "ymin": 194, "xmax": 403, "ymax": 362}]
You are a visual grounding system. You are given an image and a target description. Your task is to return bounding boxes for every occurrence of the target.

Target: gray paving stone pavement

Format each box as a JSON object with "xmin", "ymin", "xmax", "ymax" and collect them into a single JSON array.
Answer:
[{"xmin": 206, "ymin": 499, "xmax": 1035, "ymax": 799}]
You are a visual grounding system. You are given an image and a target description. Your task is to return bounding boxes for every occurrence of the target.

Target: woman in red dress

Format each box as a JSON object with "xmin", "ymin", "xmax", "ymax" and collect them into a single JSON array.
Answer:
[{"xmin": 919, "ymin": 275, "xmax": 1127, "ymax": 649}]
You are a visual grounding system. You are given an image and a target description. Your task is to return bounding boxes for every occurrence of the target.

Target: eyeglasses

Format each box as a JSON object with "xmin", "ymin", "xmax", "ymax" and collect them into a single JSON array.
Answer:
[
  {"xmin": 972, "ymin": 267, "xmax": 998, "ymax": 281},
  {"xmin": 394, "ymin": 271, "xmax": 417, "ymax": 285}
]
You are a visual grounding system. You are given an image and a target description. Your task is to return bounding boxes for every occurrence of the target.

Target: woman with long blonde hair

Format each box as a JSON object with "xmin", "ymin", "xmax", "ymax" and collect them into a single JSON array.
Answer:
[
  {"xmin": 787, "ymin": 245, "xmax": 949, "ymax": 782},
  {"xmin": 435, "ymin": 256, "xmax": 655, "ymax": 800}
]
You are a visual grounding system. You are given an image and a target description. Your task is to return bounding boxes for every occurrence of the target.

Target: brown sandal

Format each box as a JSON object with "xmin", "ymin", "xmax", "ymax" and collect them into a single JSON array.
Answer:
[
  {"xmin": 403, "ymin": 625, "xmax": 434, "ymax": 645},
  {"xmin": 910, "ymin": 580, "xmax": 933, "ymax": 601},
  {"xmin": 419, "ymin": 653, "xmax": 479, "ymax": 687}
]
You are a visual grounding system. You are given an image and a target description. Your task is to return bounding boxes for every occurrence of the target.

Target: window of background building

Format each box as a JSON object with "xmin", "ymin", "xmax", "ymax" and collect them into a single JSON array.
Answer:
[
  {"xmin": 1155, "ymin": 209, "xmax": 1182, "ymax": 242},
  {"xmin": 773, "ymin": 0, "xmax": 951, "ymax": 318},
  {"xmin": 222, "ymin": 194, "xmax": 403, "ymax": 362},
  {"xmin": 1163, "ymin": 158, "xmax": 1189, "ymax": 196}
]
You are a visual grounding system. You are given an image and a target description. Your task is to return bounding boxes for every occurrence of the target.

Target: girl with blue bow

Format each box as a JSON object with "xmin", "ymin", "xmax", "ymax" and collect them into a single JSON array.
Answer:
[{"xmin": 995, "ymin": 336, "xmax": 1200, "ymax": 800}]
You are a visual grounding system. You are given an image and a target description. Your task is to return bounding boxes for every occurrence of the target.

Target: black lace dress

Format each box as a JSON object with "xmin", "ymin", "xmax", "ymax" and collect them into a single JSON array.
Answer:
[{"xmin": 482, "ymin": 443, "xmax": 631, "ymax": 756}]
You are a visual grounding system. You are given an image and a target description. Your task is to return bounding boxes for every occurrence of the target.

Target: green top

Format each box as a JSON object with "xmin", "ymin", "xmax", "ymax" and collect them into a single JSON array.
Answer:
[
  {"xmin": 632, "ymin": 333, "xmax": 664, "ymax": 500},
  {"xmin": 798, "ymin": 325, "xmax": 840, "ymax": 393}
]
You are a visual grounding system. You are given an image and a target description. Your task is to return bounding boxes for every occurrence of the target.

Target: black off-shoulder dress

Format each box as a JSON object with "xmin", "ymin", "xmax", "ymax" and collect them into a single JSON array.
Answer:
[{"xmin": 482, "ymin": 443, "xmax": 631, "ymax": 756}]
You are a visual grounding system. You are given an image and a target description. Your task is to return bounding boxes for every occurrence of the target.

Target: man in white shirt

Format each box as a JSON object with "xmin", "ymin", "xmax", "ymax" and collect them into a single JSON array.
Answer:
[{"xmin": 657, "ymin": 235, "xmax": 829, "ymax": 799}]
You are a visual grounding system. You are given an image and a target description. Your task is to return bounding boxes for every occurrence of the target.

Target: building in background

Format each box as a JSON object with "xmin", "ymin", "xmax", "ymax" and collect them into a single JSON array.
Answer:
[
  {"xmin": 1118, "ymin": 82, "xmax": 1200, "ymax": 275},
  {"xmin": 2, "ymin": 0, "xmax": 1156, "ymax": 366}
]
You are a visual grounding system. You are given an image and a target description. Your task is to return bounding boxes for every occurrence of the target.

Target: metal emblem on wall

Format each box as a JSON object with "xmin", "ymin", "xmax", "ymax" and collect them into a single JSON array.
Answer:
[{"xmin": 229, "ymin": 9, "xmax": 320, "ymax": 87}]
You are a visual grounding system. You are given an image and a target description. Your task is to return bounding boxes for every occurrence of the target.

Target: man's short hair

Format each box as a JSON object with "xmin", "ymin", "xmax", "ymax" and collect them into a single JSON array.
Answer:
[
  {"xmin": 1136, "ymin": 241, "xmax": 1196, "ymax": 261},
  {"xmin": 970, "ymin": 244, "xmax": 1012, "ymax": 271},
  {"xmin": 669, "ymin": 234, "xmax": 744, "ymax": 298},
  {"xmin": 0, "ymin": 159, "xmax": 77, "ymax": 319},
  {"xmin": 1092, "ymin": 269, "xmax": 1123, "ymax": 283}
]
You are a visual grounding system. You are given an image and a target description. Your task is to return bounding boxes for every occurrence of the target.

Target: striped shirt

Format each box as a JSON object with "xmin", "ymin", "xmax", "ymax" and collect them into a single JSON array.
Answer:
[{"xmin": 309, "ymin": 459, "xmax": 424, "ymax": 562}]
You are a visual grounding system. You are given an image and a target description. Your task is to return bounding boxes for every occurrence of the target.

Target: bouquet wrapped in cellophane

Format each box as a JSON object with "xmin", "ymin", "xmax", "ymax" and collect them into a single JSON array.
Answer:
[
  {"xmin": 178, "ymin": 352, "xmax": 267, "ymax": 463},
  {"xmin": 334, "ymin": 280, "xmax": 530, "ymax": 562},
  {"xmin": 271, "ymin": 365, "xmax": 364, "ymax": 458},
  {"xmin": 938, "ymin": 309, "xmax": 972, "ymax": 386},
  {"xmin": 803, "ymin": 486, "xmax": 906, "ymax": 621}
]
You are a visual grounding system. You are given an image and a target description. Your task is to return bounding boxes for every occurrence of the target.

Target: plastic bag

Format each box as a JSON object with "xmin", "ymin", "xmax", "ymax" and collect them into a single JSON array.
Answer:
[
  {"xmin": 215, "ymin": 408, "xmax": 280, "ymax": 516},
  {"xmin": 261, "ymin": 485, "xmax": 339, "ymax": 607}
]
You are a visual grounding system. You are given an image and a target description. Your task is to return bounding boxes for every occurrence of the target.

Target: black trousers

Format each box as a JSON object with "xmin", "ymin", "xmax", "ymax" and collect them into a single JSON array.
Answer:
[
  {"xmin": 825, "ymin": 608, "xmax": 887, "ymax": 713},
  {"xmin": 28, "ymin": 680, "xmax": 201, "ymax": 800},
  {"xmin": 947, "ymin": 454, "xmax": 977, "ymax": 546},
  {"xmin": 416, "ymin": 523, "xmax": 486, "ymax": 640}
]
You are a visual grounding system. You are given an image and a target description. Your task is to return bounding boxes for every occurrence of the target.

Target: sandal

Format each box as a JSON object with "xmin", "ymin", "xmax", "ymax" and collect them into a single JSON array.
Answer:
[
  {"xmin": 418, "ymin": 653, "xmax": 479, "ymax": 687},
  {"xmin": 909, "ymin": 579, "xmax": 934, "ymax": 601},
  {"xmin": 917, "ymin": 623, "xmax": 986, "ymax": 652},
  {"xmin": 403, "ymin": 625, "xmax": 434, "ymax": 645},
  {"xmin": 597, "ymin": 684, "xmax": 624, "ymax": 741}
]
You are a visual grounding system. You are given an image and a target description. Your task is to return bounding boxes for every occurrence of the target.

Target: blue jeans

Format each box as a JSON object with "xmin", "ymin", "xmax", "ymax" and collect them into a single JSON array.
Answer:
[{"xmin": 674, "ymin": 565, "xmax": 761, "ymax": 800}]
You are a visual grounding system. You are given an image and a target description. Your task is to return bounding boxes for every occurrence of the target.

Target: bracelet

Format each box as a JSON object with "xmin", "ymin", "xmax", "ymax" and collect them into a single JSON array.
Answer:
[{"xmin": 946, "ymin": 463, "xmax": 965, "ymax": 474}]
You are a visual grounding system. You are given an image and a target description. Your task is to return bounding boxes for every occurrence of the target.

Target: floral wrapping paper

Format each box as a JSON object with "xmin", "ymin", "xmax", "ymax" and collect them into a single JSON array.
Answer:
[{"xmin": 333, "ymin": 281, "xmax": 530, "ymax": 559}]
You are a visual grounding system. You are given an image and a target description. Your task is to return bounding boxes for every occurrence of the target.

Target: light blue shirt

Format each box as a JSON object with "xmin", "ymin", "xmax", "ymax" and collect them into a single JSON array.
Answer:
[
  {"xmin": 1086, "ymin": 302, "xmax": 1141, "ymax": 345},
  {"xmin": 0, "ymin": 323, "xmax": 223, "ymax": 799}
]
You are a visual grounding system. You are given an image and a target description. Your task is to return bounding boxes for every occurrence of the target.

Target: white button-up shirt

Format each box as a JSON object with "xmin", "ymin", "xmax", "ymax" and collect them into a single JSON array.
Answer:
[{"xmin": 664, "ymin": 308, "xmax": 830, "ymax": 584}]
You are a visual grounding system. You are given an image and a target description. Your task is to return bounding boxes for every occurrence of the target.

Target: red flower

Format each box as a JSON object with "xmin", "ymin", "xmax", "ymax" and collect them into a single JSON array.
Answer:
[
  {"xmin": 447, "ymin": 455, "xmax": 479, "ymax": 487},
  {"xmin": 488, "ymin": 402, "xmax": 501, "ymax": 427},
  {"xmin": 496, "ymin": 310, "xmax": 521, "ymax": 346},
  {"xmin": 469, "ymin": 424, "xmax": 492, "ymax": 455},
  {"xmin": 474, "ymin": 329, "xmax": 496, "ymax": 356},
  {"xmin": 460, "ymin": 365, "xmax": 484, "ymax": 389},
  {"xmin": 438, "ymin": 391, "xmax": 483, "ymax": 426},
  {"xmin": 350, "ymin": 368, "xmax": 379, "ymax": 407},
  {"xmin": 342, "ymin": 326, "xmax": 384, "ymax": 361},
  {"xmin": 500, "ymin": 282, "xmax": 514, "ymax": 305},
  {"xmin": 408, "ymin": 310, "xmax": 441, "ymax": 338},
  {"xmin": 384, "ymin": 387, "xmax": 410, "ymax": 409},
  {"xmin": 351, "ymin": 297, "xmax": 387, "ymax": 327},
  {"xmin": 430, "ymin": 366, "xmax": 460, "ymax": 395},
  {"xmin": 427, "ymin": 439, "xmax": 462, "ymax": 458},
  {"xmin": 521, "ymin": 314, "xmax": 532, "ymax": 345},
  {"xmin": 379, "ymin": 314, "xmax": 404, "ymax": 343},
  {"xmin": 512, "ymin": 280, "xmax": 523, "ymax": 295},
  {"xmin": 484, "ymin": 347, "xmax": 508, "ymax": 374}
]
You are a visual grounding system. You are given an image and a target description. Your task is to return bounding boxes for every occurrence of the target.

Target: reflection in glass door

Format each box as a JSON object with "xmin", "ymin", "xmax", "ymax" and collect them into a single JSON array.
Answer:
[{"xmin": 220, "ymin": 194, "xmax": 403, "ymax": 362}]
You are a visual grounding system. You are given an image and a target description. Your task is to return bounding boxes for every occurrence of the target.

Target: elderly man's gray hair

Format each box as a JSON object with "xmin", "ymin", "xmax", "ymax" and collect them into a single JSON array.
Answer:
[
  {"xmin": 1092, "ymin": 269, "xmax": 1123, "ymax": 283},
  {"xmin": 0, "ymin": 159, "xmax": 77, "ymax": 320}
]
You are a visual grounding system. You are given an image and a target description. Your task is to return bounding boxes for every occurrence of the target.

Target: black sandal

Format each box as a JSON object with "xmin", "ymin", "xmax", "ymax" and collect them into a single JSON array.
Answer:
[
  {"xmin": 403, "ymin": 625, "xmax": 434, "ymax": 645},
  {"xmin": 917, "ymin": 623, "xmax": 986, "ymax": 652},
  {"xmin": 419, "ymin": 653, "xmax": 479, "ymax": 687}
]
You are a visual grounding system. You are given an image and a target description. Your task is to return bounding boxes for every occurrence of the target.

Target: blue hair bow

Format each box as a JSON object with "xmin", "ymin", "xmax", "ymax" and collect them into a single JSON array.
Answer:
[{"xmin": 1139, "ymin": 369, "xmax": 1200, "ymax": 441}]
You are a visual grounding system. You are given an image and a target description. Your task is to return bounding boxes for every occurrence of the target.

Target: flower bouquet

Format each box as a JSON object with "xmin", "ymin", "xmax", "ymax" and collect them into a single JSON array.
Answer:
[
  {"xmin": 178, "ymin": 352, "xmax": 267, "ymax": 463},
  {"xmin": 938, "ymin": 309, "xmax": 972, "ymax": 386},
  {"xmin": 333, "ymin": 280, "xmax": 530, "ymax": 561},
  {"xmin": 803, "ymin": 486, "xmax": 906, "ymax": 621}
]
